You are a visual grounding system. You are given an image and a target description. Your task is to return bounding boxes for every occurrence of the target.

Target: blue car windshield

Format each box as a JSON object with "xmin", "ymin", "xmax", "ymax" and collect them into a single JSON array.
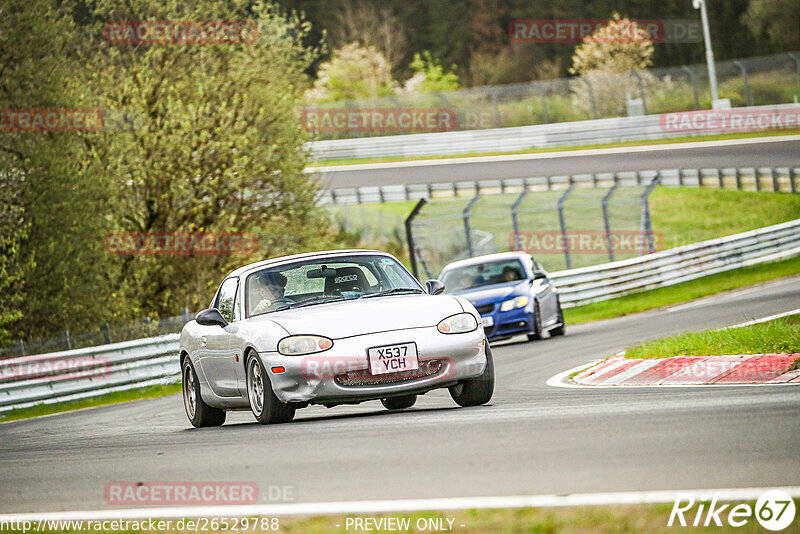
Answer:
[{"xmin": 442, "ymin": 259, "xmax": 525, "ymax": 292}]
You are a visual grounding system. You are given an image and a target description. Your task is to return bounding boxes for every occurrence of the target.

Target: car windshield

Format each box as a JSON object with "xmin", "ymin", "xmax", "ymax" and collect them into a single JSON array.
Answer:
[
  {"xmin": 441, "ymin": 259, "xmax": 526, "ymax": 292},
  {"xmin": 246, "ymin": 254, "xmax": 422, "ymax": 317}
]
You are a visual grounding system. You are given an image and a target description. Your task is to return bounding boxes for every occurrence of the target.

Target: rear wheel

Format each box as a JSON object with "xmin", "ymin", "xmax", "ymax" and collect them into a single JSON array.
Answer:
[
  {"xmin": 246, "ymin": 353, "xmax": 295, "ymax": 425},
  {"xmin": 449, "ymin": 344, "xmax": 494, "ymax": 407},
  {"xmin": 182, "ymin": 358, "xmax": 226, "ymax": 428},
  {"xmin": 527, "ymin": 301, "xmax": 543, "ymax": 341},
  {"xmin": 381, "ymin": 395, "xmax": 417, "ymax": 410},
  {"xmin": 550, "ymin": 298, "xmax": 566, "ymax": 337}
]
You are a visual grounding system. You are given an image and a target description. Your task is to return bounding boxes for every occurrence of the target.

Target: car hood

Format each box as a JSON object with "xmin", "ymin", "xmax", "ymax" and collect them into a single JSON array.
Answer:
[
  {"xmin": 254, "ymin": 294, "xmax": 464, "ymax": 339},
  {"xmin": 453, "ymin": 281, "xmax": 529, "ymax": 305}
]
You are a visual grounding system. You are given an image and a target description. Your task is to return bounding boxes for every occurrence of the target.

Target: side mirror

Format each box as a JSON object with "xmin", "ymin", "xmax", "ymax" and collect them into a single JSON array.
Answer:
[
  {"xmin": 425, "ymin": 279, "xmax": 445, "ymax": 295},
  {"xmin": 533, "ymin": 271, "xmax": 548, "ymax": 281},
  {"xmin": 195, "ymin": 308, "xmax": 228, "ymax": 328}
]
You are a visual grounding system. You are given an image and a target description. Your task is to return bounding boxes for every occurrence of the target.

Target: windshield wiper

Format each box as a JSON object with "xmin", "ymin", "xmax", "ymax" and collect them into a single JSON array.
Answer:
[
  {"xmin": 275, "ymin": 295, "xmax": 346, "ymax": 311},
  {"xmin": 361, "ymin": 287, "xmax": 425, "ymax": 299}
]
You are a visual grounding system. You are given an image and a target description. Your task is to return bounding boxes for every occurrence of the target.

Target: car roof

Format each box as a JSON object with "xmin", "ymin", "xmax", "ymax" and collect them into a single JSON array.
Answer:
[
  {"xmin": 225, "ymin": 249, "xmax": 395, "ymax": 279},
  {"xmin": 440, "ymin": 251, "xmax": 531, "ymax": 273}
]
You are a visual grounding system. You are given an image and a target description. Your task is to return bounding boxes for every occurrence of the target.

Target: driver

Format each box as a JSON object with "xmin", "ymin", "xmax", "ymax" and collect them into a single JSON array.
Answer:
[
  {"xmin": 502, "ymin": 265, "xmax": 521, "ymax": 282},
  {"xmin": 250, "ymin": 271, "xmax": 288, "ymax": 315}
]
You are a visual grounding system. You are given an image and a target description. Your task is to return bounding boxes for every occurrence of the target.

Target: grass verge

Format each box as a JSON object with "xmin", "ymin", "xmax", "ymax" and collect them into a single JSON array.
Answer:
[
  {"xmin": 308, "ymin": 130, "xmax": 800, "ymax": 167},
  {"xmin": 0, "ymin": 382, "xmax": 181, "ymax": 423},
  {"xmin": 5, "ymin": 502, "xmax": 796, "ymax": 533},
  {"xmin": 624, "ymin": 314, "xmax": 800, "ymax": 360},
  {"xmin": 564, "ymin": 255, "xmax": 800, "ymax": 325}
]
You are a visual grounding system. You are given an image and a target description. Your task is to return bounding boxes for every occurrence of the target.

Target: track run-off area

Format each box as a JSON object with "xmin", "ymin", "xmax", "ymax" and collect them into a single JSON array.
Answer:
[{"xmin": 1, "ymin": 275, "xmax": 798, "ymax": 516}]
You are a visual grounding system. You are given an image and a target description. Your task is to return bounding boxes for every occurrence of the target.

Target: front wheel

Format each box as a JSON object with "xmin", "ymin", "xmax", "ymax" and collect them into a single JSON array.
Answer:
[
  {"xmin": 550, "ymin": 298, "xmax": 566, "ymax": 337},
  {"xmin": 449, "ymin": 344, "xmax": 494, "ymax": 407},
  {"xmin": 246, "ymin": 353, "xmax": 295, "ymax": 425},
  {"xmin": 381, "ymin": 395, "xmax": 417, "ymax": 410},
  {"xmin": 527, "ymin": 301, "xmax": 543, "ymax": 341},
  {"xmin": 182, "ymin": 358, "xmax": 226, "ymax": 428}
]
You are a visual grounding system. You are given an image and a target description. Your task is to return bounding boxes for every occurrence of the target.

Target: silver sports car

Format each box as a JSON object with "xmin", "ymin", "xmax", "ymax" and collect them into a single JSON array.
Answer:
[{"xmin": 180, "ymin": 249, "xmax": 493, "ymax": 427}]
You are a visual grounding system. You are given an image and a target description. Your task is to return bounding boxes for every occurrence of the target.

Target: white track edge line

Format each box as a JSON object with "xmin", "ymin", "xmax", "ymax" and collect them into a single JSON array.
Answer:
[{"xmin": 4, "ymin": 487, "xmax": 800, "ymax": 521}]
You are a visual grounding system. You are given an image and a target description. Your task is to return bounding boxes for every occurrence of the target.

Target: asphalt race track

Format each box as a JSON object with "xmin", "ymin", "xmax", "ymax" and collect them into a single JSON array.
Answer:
[
  {"xmin": 1, "ymin": 276, "xmax": 799, "ymax": 514},
  {"xmin": 313, "ymin": 136, "xmax": 800, "ymax": 189}
]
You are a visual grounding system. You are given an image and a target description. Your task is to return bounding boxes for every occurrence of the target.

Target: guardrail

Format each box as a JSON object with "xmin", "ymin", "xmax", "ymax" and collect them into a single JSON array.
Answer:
[
  {"xmin": 1, "ymin": 219, "xmax": 798, "ymax": 413},
  {"xmin": 321, "ymin": 165, "xmax": 800, "ymax": 204},
  {"xmin": 308, "ymin": 103, "xmax": 800, "ymax": 161},
  {"xmin": 552, "ymin": 219, "xmax": 800, "ymax": 307}
]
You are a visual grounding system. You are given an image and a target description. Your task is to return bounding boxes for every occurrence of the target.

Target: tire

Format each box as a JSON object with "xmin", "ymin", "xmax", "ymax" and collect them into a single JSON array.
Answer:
[
  {"xmin": 182, "ymin": 357, "xmax": 226, "ymax": 428},
  {"xmin": 246, "ymin": 352, "xmax": 295, "ymax": 425},
  {"xmin": 449, "ymin": 343, "xmax": 494, "ymax": 407},
  {"xmin": 550, "ymin": 298, "xmax": 566, "ymax": 337},
  {"xmin": 381, "ymin": 395, "xmax": 417, "ymax": 411},
  {"xmin": 527, "ymin": 301, "xmax": 543, "ymax": 341}
]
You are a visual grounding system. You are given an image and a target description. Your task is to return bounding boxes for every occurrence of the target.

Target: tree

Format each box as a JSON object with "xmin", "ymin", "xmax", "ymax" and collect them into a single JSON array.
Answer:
[
  {"xmin": 401, "ymin": 51, "xmax": 460, "ymax": 93},
  {"xmin": 569, "ymin": 14, "xmax": 657, "ymax": 118},
  {"xmin": 88, "ymin": 0, "xmax": 330, "ymax": 316},
  {"xmin": 328, "ymin": 0, "xmax": 408, "ymax": 73},
  {"xmin": 305, "ymin": 43, "xmax": 395, "ymax": 102},
  {"xmin": 743, "ymin": 0, "xmax": 800, "ymax": 51}
]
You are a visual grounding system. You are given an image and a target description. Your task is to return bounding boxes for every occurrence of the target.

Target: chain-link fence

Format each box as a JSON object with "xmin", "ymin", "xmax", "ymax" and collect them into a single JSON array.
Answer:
[{"xmin": 306, "ymin": 51, "xmax": 800, "ymax": 140}]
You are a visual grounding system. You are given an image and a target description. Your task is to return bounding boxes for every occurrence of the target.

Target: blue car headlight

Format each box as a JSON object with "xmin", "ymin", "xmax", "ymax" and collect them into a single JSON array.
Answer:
[{"xmin": 500, "ymin": 296, "xmax": 529, "ymax": 312}]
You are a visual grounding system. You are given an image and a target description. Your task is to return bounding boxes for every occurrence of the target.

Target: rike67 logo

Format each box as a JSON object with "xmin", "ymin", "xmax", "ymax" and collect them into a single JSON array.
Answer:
[{"xmin": 669, "ymin": 490, "xmax": 796, "ymax": 531}]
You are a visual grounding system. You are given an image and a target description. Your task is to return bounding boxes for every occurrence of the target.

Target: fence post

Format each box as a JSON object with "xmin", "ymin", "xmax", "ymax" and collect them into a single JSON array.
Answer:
[
  {"xmin": 511, "ymin": 190, "xmax": 529, "ymax": 251},
  {"xmin": 717, "ymin": 168, "xmax": 723, "ymax": 189},
  {"xmin": 732, "ymin": 60, "xmax": 754, "ymax": 107},
  {"xmin": 582, "ymin": 78, "xmax": 598, "ymax": 119},
  {"xmin": 404, "ymin": 198, "xmax": 427, "ymax": 279},
  {"xmin": 735, "ymin": 167, "xmax": 742, "ymax": 190},
  {"xmin": 787, "ymin": 52, "xmax": 800, "ymax": 91},
  {"xmin": 101, "ymin": 323, "xmax": 112, "ymax": 344},
  {"xmin": 791, "ymin": 168, "xmax": 797, "ymax": 194},
  {"xmin": 488, "ymin": 88, "xmax": 503, "ymax": 128},
  {"xmin": 415, "ymin": 246, "xmax": 433, "ymax": 280},
  {"xmin": 435, "ymin": 91, "xmax": 459, "ymax": 130},
  {"xmin": 755, "ymin": 168, "xmax": 762, "ymax": 192},
  {"xmin": 602, "ymin": 175, "xmax": 620, "ymax": 263},
  {"xmin": 345, "ymin": 100, "xmax": 360, "ymax": 138},
  {"xmin": 632, "ymin": 70, "xmax": 648, "ymax": 114},
  {"xmin": 538, "ymin": 85, "xmax": 550, "ymax": 123},
  {"xmin": 61, "ymin": 330, "xmax": 71, "ymax": 351},
  {"xmin": 463, "ymin": 193, "xmax": 481, "ymax": 258},
  {"xmin": 558, "ymin": 180, "xmax": 577, "ymax": 269},
  {"xmin": 681, "ymin": 65, "xmax": 700, "ymax": 110},
  {"xmin": 771, "ymin": 167, "xmax": 779, "ymax": 192},
  {"xmin": 640, "ymin": 173, "xmax": 661, "ymax": 255},
  {"xmin": 16, "ymin": 338, "xmax": 25, "ymax": 357}
]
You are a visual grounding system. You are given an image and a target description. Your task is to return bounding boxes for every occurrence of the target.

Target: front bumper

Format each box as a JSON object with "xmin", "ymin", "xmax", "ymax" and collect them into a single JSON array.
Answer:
[
  {"xmin": 481, "ymin": 306, "xmax": 532, "ymax": 339},
  {"xmin": 260, "ymin": 326, "xmax": 486, "ymax": 404}
]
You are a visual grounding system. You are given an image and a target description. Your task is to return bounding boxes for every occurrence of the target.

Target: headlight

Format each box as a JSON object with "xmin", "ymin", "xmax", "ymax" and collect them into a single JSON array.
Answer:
[
  {"xmin": 437, "ymin": 313, "xmax": 478, "ymax": 334},
  {"xmin": 277, "ymin": 335, "xmax": 333, "ymax": 355},
  {"xmin": 500, "ymin": 296, "xmax": 529, "ymax": 312}
]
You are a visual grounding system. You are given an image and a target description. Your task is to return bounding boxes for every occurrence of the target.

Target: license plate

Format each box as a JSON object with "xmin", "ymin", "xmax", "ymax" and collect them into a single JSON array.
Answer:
[
  {"xmin": 368, "ymin": 342, "xmax": 419, "ymax": 375},
  {"xmin": 481, "ymin": 316, "xmax": 494, "ymax": 327}
]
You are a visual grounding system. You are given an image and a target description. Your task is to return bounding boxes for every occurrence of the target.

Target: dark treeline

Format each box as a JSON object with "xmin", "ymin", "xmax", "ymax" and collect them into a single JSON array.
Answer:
[{"xmin": 279, "ymin": 0, "xmax": 799, "ymax": 85}]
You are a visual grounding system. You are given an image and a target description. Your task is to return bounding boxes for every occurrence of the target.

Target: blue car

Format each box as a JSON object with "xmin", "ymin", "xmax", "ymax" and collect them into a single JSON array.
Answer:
[{"xmin": 439, "ymin": 252, "xmax": 565, "ymax": 342}]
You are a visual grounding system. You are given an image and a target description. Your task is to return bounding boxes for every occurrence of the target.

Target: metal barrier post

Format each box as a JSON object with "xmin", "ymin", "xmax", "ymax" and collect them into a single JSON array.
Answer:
[
  {"xmin": 632, "ymin": 71, "xmax": 648, "ymax": 114},
  {"xmin": 735, "ymin": 167, "xmax": 742, "ymax": 190},
  {"xmin": 733, "ymin": 60, "xmax": 753, "ymax": 107},
  {"xmin": 582, "ymin": 78, "xmax": 598, "ymax": 119},
  {"xmin": 682, "ymin": 65, "xmax": 700, "ymax": 109},
  {"xmin": 558, "ymin": 180, "xmax": 577, "ymax": 269},
  {"xmin": 640, "ymin": 173, "xmax": 661, "ymax": 255},
  {"xmin": 791, "ymin": 168, "xmax": 797, "ymax": 194},
  {"xmin": 415, "ymin": 246, "xmax": 433, "ymax": 279},
  {"xmin": 404, "ymin": 198, "xmax": 427, "ymax": 279},
  {"xmin": 511, "ymin": 190, "xmax": 529, "ymax": 250},
  {"xmin": 602, "ymin": 175, "xmax": 620, "ymax": 262},
  {"xmin": 463, "ymin": 194, "xmax": 481, "ymax": 258}
]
